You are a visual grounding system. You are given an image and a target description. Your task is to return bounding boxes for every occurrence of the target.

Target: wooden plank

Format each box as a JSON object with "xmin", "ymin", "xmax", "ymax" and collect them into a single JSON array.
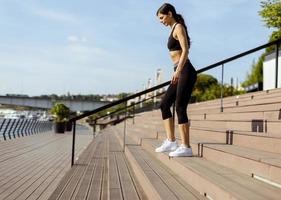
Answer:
[
  {"xmin": 4, "ymin": 150, "xmax": 70, "ymax": 200},
  {"xmin": 87, "ymin": 136, "xmax": 107, "ymax": 200},
  {"xmin": 0, "ymin": 146, "xmax": 69, "ymax": 199},
  {"xmin": 72, "ymin": 138, "xmax": 105, "ymax": 200},
  {"xmin": 115, "ymin": 152, "xmax": 140, "ymax": 200},
  {"xmin": 100, "ymin": 133, "xmax": 108, "ymax": 200},
  {"xmin": 50, "ymin": 138, "xmax": 100, "ymax": 200}
]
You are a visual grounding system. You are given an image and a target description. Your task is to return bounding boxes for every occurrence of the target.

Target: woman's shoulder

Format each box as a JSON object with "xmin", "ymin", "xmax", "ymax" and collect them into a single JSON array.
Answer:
[
  {"xmin": 174, "ymin": 23, "xmax": 186, "ymax": 36},
  {"xmin": 174, "ymin": 23, "xmax": 185, "ymax": 31}
]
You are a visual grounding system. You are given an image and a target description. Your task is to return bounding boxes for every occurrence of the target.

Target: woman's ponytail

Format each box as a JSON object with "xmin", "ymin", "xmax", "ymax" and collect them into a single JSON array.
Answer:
[{"xmin": 175, "ymin": 14, "xmax": 191, "ymax": 48}]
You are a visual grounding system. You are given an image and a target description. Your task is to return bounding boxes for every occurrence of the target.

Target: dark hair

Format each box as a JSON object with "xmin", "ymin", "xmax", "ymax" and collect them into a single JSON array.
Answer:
[{"xmin": 157, "ymin": 3, "xmax": 191, "ymax": 48}]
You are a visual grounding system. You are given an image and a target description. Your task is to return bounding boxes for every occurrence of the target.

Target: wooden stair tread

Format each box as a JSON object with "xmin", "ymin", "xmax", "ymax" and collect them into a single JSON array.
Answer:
[{"xmin": 143, "ymin": 138, "xmax": 281, "ymax": 200}]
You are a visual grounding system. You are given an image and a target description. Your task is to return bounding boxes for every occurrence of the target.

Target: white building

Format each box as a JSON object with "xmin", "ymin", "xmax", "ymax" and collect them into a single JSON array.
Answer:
[{"xmin": 263, "ymin": 50, "xmax": 281, "ymax": 90}]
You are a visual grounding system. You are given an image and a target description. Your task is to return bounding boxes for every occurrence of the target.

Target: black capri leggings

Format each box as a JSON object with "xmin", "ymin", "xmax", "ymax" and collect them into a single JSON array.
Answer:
[{"xmin": 160, "ymin": 60, "xmax": 197, "ymax": 124}]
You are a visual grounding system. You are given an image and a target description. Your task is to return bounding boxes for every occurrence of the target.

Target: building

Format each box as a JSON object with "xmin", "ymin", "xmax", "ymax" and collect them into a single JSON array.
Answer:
[{"xmin": 263, "ymin": 49, "xmax": 281, "ymax": 90}]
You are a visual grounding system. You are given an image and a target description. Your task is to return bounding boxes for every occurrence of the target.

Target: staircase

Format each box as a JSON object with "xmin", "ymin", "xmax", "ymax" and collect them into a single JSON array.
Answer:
[{"xmin": 109, "ymin": 87, "xmax": 281, "ymax": 200}]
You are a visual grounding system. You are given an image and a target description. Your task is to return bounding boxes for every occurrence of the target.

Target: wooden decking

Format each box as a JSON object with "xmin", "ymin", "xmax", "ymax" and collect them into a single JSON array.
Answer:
[
  {"xmin": 48, "ymin": 130, "xmax": 146, "ymax": 200},
  {"xmin": 0, "ymin": 129, "xmax": 93, "ymax": 200}
]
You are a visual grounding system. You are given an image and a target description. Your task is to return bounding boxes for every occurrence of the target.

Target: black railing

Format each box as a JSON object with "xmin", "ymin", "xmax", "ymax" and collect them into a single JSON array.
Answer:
[
  {"xmin": 89, "ymin": 91, "xmax": 165, "ymax": 132},
  {"xmin": 70, "ymin": 38, "xmax": 281, "ymax": 166},
  {"xmin": 0, "ymin": 119, "xmax": 53, "ymax": 140}
]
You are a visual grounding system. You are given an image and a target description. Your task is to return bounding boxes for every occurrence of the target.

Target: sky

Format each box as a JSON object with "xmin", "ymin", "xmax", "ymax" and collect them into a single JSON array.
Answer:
[{"xmin": 0, "ymin": 0, "xmax": 274, "ymax": 96}]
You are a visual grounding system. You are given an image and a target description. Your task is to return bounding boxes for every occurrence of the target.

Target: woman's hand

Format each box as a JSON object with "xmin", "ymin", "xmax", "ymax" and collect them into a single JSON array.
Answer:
[{"xmin": 171, "ymin": 70, "xmax": 180, "ymax": 85}]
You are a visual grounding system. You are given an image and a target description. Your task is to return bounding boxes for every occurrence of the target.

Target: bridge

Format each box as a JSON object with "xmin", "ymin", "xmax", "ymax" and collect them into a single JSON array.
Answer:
[{"xmin": 0, "ymin": 95, "xmax": 110, "ymax": 111}]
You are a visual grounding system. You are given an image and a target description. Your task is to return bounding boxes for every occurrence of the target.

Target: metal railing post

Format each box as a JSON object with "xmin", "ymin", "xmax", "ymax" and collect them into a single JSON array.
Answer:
[
  {"xmin": 93, "ymin": 119, "xmax": 97, "ymax": 137},
  {"xmin": 11, "ymin": 119, "xmax": 21, "ymax": 138},
  {"xmin": 276, "ymin": 42, "xmax": 279, "ymax": 88},
  {"xmin": 0, "ymin": 119, "xmax": 6, "ymax": 140},
  {"xmin": 3, "ymin": 119, "xmax": 11, "ymax": 140},
  {"xmin": 7, "ymin": 119, "xmax": 16, "ymax": 139},
  {"xmin": 25, "ymin": 120, "xmax": 32, "ymax": 135},
  {"xmin": 31, "ymin": 120, "xmax": 37, "ymax": 134},
  {"xmin": 123, "ymin": 102, "xmax": 127, "ymax": 152},
  {"xmin": 71, "ymin": 121, "xmax": 76, "ymax": 167},
  {"xmin": 16, "ymin": 120, "xmax": 24, "ymax": 137},
  {"xmin": 132, "ymin": 103, "xmax": 135, "ymax": 125},
  {"xmin": 220, "ymin": 64, "xmax": 224, "ymax": 112}
]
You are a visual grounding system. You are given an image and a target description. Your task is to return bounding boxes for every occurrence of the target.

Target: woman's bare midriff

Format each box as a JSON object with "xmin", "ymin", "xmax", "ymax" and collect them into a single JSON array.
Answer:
[{"xmin": 169, "ymin": 50, "xmax": 182, "ymax": 64}]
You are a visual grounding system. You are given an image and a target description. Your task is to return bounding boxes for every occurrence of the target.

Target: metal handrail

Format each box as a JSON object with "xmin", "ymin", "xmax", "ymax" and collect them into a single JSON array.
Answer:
[
  {"xmin": 70, "ymin": 38, "xmax": 281, "ymax": 166},
  {"xmin": 91, "ymin": 91, "xmax": 165, "ymax": 122},
  {"xmin": 197, "ymin": 38, "xmax": 281, "ymax": 73},
  {"xmin": 70, "ymin": 83, "xmax": 168, "ymax": 121},
  {"xmin": 70, "ymin": 38, "xmax": 281, "ymax": 122}
]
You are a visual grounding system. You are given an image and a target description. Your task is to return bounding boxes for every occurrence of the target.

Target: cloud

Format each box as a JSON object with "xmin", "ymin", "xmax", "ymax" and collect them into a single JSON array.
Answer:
[
  {"xmin": 33, "ymin": 9, "xmax": 78, "ymax": 23},
  {"xmin": 67, "ymin": 35, "xmax": 87, "ymax": 43}
]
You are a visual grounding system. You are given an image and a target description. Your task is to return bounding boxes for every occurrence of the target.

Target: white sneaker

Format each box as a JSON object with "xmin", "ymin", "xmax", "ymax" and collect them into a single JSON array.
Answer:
[
  {"xmin": 155, "ymin": 139, "xmax": 178, "ymax": 153},
  {"xmin": 169, "ymin": 145, "xmax": 193, "ymax": 157}
]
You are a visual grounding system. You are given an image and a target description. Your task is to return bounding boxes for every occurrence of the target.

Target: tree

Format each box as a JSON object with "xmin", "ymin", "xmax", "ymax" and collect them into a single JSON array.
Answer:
[
  {"xmin": 242, "ymin": 0, "xmax": 281, "ymax": 87},
  {"xmin": 241, "ymin": 56, "xmax": 265, "ymax": 87},
  {"xmin": 192, "ymin": 74, "xmax": 244, "ymax": 102},
  {"xmin": 259, "ymin": 0, "xmax": 281, "ymax": 42}
]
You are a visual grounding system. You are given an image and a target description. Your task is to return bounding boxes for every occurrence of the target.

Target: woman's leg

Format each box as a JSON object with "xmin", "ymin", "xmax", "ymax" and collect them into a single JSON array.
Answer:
[
  {"xmin": 155, "ymin": 84, "xmax": 178, "ymax": 153},
  {"xmin": 175, "ymin": 65, "xmax": 197, "ymax": 147},
  {"xmin": 159, "ymin": 84, "xmax": 177, "ymax": 141},
  {"xmin": 163, "ymin": 118, "xmax": 175, "ymax": 141},
  {"xmin": 178, "ymin": 123, "xmax": 190, "ymax": 147}
]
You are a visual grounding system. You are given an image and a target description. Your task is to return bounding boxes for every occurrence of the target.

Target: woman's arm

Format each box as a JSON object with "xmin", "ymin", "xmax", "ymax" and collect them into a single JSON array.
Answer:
[
  {"xmin": 171, "ymin": 24, "xmax": 189, "ymax": 85},
  {"xmin": 175, "ymin": 24, "xmax": 189, "ymax": 72}
]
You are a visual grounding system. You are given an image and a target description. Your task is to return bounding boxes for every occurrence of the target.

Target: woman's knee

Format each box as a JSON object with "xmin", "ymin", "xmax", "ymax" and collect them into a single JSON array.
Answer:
[
  {"xmin": 160, "ymin": 101, "xmax": 172, "ymax": 119},
  {"xmin": 176, "ymin": 106, "xmax": 188, "ymax": 124}
]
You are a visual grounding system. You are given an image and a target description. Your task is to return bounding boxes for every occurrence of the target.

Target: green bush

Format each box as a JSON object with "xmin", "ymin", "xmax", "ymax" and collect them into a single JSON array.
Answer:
[{"xmin": 51, "ymin": 103, "xmax": 70, "ymax": 123}]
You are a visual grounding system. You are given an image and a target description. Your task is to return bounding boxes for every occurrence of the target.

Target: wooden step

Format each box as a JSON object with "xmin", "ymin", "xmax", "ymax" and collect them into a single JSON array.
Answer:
[
  {"xmin": 189, "ymin": 110, "xmax": 281, "ymax": 122},
  {"xmin": 112, "ymin": 128, "xmax": 206, "ymax": 200},
  {"xmin": 113, "ymin": 121, "xmax": 278, "ymax": 199},
  {"xmin": 141, "ymin": 138, "xmax": 281, "ymax": 200},
  {"xmin": 48, "ymin": 130, "xmax": 146, "ymax": 200},
  {"xmin": 114, "ymin": 122, "xmax": 281, "ymax": 185},
  {"xmin": 188, "ymin": 87, "xmax": 281, "ymax": 108},
  {"xmin": 190, "ymin": 119, "xmax": 281, "ymax": 135},
  {"xmin": 189, "ymin": 139, "xmax": 281, "ymax": 185}
]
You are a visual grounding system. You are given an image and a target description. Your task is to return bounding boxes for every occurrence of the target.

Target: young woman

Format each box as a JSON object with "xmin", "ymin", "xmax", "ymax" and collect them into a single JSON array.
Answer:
[{"xmin": 155, "ymin": 3, "xmax": 197, "ymax": 157}]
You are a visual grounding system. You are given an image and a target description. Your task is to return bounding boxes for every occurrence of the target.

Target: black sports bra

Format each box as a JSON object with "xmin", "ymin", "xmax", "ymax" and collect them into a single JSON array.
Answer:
[{"xmin": 167, "ymin": 23, "xmax": 182, "ymax": 51}]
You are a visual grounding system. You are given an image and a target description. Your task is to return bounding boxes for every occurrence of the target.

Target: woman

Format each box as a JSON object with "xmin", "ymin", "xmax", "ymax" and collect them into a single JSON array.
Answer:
[{"xmin": 155, "ymin": 3, "xmax": 197, "ymax": 157}]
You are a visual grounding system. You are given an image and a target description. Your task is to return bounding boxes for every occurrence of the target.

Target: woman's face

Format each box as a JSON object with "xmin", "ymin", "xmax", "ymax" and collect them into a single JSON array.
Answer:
[{"xmin": 157, "ymin": 12, "xmax": 172, "ymax": 26}]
